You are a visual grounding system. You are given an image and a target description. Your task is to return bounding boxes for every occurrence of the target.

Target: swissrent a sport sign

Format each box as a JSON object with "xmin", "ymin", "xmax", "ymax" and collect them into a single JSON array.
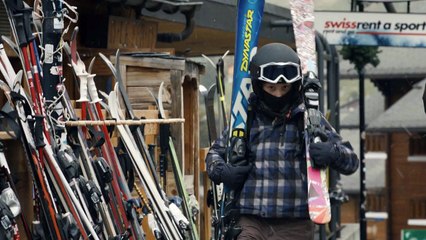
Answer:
[{"xmin": 315, "ymin": 11, "xmax": 426, "ymax": 47}]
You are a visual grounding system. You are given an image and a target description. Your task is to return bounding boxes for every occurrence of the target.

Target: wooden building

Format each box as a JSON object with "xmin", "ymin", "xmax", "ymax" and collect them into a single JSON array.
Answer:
[
  {"xmin": 366, "ymin": 79, "xmax": 426, "ymax": 240},
  {"xmin": 339, "ymin": 90, "xmax": 388, "ymax": 239},
  {"xmin": 339, "ymin": 46, "xmax": 426, "ymax": 239}
]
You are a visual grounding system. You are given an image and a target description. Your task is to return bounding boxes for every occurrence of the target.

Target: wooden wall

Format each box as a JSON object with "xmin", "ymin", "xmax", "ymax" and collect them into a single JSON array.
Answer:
[
  {"xmin": 341, "ymin": 193, "xmax": 388, "ymax": 239},
  {"xmin": 389, "ymin": 132, "xmax": 426, "ymax": 240},
  {"xmin": 341, "ymin": 196, "xmax": 359, "ymax": 223}
]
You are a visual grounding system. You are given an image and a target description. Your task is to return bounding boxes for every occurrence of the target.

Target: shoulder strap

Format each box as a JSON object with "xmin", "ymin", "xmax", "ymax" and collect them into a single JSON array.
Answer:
[
  {"xmin": 244, "ymin": 105, "xmax": 255, "ymax": 162},
  {"xmin": 298, "ymin": 113, "xmax": 305, "ymax": 133},
  {"xmin": 245, "ymin": 104, "xmax": 254, "ymax": 143},
  {"xmin": 297, "ymin": 113, "xmax": 306, "ymax": 154}
]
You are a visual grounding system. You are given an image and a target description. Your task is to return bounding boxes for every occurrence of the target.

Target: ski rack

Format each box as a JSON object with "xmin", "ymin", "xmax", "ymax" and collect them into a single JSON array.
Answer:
[{"xmin": 64, "ymin": 118, "xmax": 185, "ymax": 126}]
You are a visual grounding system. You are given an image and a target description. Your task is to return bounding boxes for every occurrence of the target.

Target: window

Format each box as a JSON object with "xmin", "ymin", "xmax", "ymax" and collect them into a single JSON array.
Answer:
[
  {"xmin": 409, "ymin": 133, "xmax": 426, "ymax": 161},
  {"xmin": 410, "ymin": 197, "xmax": 426, "ymax": 219}
]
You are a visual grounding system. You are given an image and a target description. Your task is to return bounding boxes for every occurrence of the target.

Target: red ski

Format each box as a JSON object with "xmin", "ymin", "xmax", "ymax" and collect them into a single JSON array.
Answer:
[{"xmin": 290, "ymin": 0, "xmax": 331, "ymax": 224}]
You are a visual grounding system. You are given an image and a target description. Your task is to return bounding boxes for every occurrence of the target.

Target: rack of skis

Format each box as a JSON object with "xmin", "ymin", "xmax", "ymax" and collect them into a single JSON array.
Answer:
[{"xmin": 0, "ymin": 0, "xmax": 199, "ymax": 239}]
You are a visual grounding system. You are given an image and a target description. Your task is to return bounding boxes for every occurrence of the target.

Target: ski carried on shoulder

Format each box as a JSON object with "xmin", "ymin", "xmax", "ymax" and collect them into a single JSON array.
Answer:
[
  {"xmin": 290, "ymin": 0, "xmax": 331, "ymax": 224},
  {"xmin": 219, "ymin": 0, "xmax": 264, "ymax": 240}
]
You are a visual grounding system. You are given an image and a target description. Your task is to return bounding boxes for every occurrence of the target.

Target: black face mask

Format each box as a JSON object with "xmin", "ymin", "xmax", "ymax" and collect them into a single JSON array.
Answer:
[
  {"xmin": 262, "ymin": 91, "xmax": 292, "ymax": 113},
  {"xmin": 253, "ymin": 80, "xmax": 301, "ymax": 114}
]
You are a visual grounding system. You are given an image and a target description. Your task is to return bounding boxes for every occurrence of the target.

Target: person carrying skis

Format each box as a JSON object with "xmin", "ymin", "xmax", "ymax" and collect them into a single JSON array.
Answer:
[{"xmin": 205, "ymin": 42, "xmax": 359, "ymax": 240}]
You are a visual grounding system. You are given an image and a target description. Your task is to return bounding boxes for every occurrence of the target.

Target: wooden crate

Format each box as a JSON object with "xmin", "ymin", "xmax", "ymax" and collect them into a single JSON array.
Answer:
[
  {"xmin": 108, "ymin": 54, "xmax": 205, "ymax": 235},
  {"xmin": 109, "ymin": 55, "xmax": 203, "ymax": 166}
]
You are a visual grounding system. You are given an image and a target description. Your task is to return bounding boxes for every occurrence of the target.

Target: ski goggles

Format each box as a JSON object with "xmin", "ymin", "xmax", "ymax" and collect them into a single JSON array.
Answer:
[{"xmin": 257, "ymin": 62, "xmax": 302, "ymax": 83}]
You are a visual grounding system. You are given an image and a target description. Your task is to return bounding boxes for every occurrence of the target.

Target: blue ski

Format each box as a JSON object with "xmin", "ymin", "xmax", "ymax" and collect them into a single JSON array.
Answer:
[
  {"xmin": 218, "ymin": 0, "xmax": 265, "ymax": 239},
  {"xmin": 228, "ymin": 0, "xmax": 264, "ymax": 139}
]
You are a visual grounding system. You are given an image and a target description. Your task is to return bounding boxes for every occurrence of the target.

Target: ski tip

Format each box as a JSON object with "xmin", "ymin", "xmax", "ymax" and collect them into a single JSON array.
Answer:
[
  {"xmin": 0, "ymin": 79, "xmax": 7, "ymax": 89},
  {"xmin": 207, "ymin": 83, "xmax": 216, "ymax": 93},
  {"xmin": 199, "ymin": 84, "xmax": 207, "ymax": 92},
  {"xmin": 115, "ymin": 49, "xmax": 121, "ymax": 66},
  {"xmin": 14, "ymin": 70, "xmax": 23, "ymax": 87},
  {"xmin": 113, "ymin": 82, "xmax": 119, "ymax": 93},
  {"xmin": 311, "ymin": 212, "xmax": 331, "ymax": 224},
  {"xmin": 222, "ymin": 50, "xmax": 230, "ymax": 59},
  {"xmin": 201, "ymin": 54, "xmax": 216, "ymax": 68},
  {"xmin": 71, "ymin": 26, "xmax": 79, "ymax": 41},
  {"xmin": 144, "ymin": 87, "xmax": 158, "ymax": 107},
  {"xmin": 158, "ymin": 82, "xmax": 169, "ymax": 119},
  {"xmin": 98, "ymin": 52, "xmax": 111, "ymax": 65},
  {"xmin": 98, "ymin": 90, "xmax": 109, "ymax": 100},
  {"xmin": 88, "ymin": 57, "xmax": 96, "ymax": 74},
  {"xmin": 98, "ymin": 52, "xmax": 106, "ymax": 59},
  {"xmin": 309, "ymin": 206, "xmax": 331, "ymax": 224},
  {"xmin": 1, "ymin": 36, "xmax": 19, "ymax": 55}
]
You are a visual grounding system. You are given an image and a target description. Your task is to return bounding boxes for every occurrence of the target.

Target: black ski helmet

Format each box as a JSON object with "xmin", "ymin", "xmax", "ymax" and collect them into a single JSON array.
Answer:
[{"xmin": 249, "ymin": 43, "xmax": 303, "ymax": 110}]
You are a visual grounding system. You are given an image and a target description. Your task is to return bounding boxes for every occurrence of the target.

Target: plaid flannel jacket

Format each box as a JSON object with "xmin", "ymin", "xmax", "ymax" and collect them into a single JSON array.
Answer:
[{"xmin": 205, "ymin": 102, "xmax": 359, "ymax": 219}]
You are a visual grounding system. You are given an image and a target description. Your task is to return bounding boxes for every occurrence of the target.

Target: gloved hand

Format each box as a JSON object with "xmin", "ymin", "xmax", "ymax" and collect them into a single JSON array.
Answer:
[
  {"xmin": 309, "ymin": 142, "xmax": 340, "ymax": 168},
  {"xmin": 208, "ymin": 161, "xmax": 252, "ymax": 190}
]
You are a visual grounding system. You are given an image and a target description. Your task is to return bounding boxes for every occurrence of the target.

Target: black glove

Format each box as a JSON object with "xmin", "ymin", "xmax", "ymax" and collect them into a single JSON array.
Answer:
[
  {"xmin": 309, "ymin": 142, "xmax": 340, "ymax": 168},
  {"xmin": 208, "ymin": 161, "xmax": 252, "ymax": 190}
]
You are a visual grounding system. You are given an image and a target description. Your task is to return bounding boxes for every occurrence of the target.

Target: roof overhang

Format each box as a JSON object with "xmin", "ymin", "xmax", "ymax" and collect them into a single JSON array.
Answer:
[
  {"xmin": 366, "ymin": 127, "xmax": 426, "ymax": 132},
  {"xmin": 137, "ymin": 0, "xmax": 294, "ymax": 56}
]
